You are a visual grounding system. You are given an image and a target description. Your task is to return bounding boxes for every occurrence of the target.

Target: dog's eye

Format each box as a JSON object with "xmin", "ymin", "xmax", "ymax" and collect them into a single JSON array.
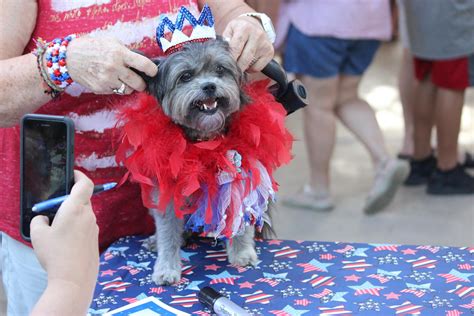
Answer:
[
  {"xmin": 180, "ymin": 72, "xmax": 193, "ymax": 82},
  {"xmin": 215, "ymin": 65, "xmax": 225, "ymax": 75}
]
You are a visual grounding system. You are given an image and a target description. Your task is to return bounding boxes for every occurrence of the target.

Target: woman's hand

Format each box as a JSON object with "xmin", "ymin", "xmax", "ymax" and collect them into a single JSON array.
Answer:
[
  {"xmin": 222, "ymin": 15, "xmax": 274, "ymax": 72},
  {"xmin": 66, "ymin": 37, "xmax": 158, "ymax": 95},
  {"xmin": 30, "ymin": 170, "xmax": 99, "ymax": 290}
]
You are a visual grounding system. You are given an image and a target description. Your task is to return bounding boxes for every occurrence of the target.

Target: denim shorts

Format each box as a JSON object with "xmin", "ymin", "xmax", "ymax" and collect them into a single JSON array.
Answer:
[
  {"xmin": 1, "ymin": 232, "xmax": 47, "ymax": 315},
  {"xmin": 284, "ymin": 24, "xmax": 381, "ymax": 78}
]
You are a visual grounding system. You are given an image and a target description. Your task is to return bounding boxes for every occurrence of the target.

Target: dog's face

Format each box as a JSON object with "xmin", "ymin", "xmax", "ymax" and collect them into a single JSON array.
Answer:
[{"xmin": 145, "ymin": 38, "xmax": 248, "ymax": 140}]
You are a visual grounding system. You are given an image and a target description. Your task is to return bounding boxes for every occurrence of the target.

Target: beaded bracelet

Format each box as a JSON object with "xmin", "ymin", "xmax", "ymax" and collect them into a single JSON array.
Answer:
[
  {"xmin": 33, "ymin": 35, "xmax": 75, "ymax": 98},
  {"xmin": 45, "ymin": 35, "xmax": 75, "ymax": 89}
]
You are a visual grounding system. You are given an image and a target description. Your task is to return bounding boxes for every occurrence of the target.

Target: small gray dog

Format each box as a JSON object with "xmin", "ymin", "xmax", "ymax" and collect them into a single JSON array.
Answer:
[{"xmin": 141, "ymin": 38, "xmax": 259, "ymax": 285}]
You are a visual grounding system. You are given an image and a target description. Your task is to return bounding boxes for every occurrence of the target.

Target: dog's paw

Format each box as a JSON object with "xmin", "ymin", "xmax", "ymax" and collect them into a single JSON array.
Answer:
[
  {"xmin": 152, "ymin": 265, "xmax": 182, "ymax": 285},
  {"xmin": 227, "ymin": 245, "xmax": 258, "ymax": 267}
]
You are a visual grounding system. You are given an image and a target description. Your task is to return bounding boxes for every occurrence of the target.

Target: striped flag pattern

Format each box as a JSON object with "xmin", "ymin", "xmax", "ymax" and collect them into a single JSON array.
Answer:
[
  {"xmin": 334, "ymin": 245, "xmax": 354, "ymax": 254},
  {"xmin": 318, "ymin": 305, "xmax": 352, "ymax": 315},
  {"xmin": 269, "ymin": 246, "xmax": 301, "ymax": 259},
  {"xmin": 458, "ymin": 263, "xmax": 472, "ymax": 270},
  {"xmin": 205, "ymin": 250, "xmax": 228, "ymax": 261},
  {"xmin": 294, "ymin": 298, "xmax": 312, "ymax": 306},
  {"xmin": 406, "ymin": 256, "xmax": 437, "ymax": 269},
  {"xmin": 256, "ymin": 277, "xmax": 280, "ymax": 287},
  {"xmin": 373, "ymin": 245, "xmax": 399, "ymax": 252},
  {"xmin": 303, "ymin": 274, "xmax": 336, "ymax": 288},
  {"xmin": 170, "ymin": 293, "xmax": 199, "ymax": 307},
  {"xmin": 149, "ymin": 287, "xmax": 166, "ymax": 295},
  {"xmin": 311, "ymin": 288, "xmax": 333, "ymax": 298},
  {"xmin": 368, "ymin": 274, "xmax": 390, "ymax": 284},
  {"xmin": 416, "ymin": 246, "xmax": 440, "ymax": 253},
  {"xmin": 448, "ymin": 285, "xmax": 474, "ymax": 298},
  {"xmin": 401, "ymin": 288, "xmax": 426, "ymax": 298},
  {"xmin": 241, "ymin": 290, "xmax": 274, "ymax": 304},
  {"xmin": 342, "ymin": 259, "xmax": 372, "ymax": 272}
]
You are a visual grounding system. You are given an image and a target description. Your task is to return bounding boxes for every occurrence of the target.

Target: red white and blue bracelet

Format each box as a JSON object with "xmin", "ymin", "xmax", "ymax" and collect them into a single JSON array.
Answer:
[{"xmin": 34, "ymin": 34, "xmax": 76, "ymax": 98}]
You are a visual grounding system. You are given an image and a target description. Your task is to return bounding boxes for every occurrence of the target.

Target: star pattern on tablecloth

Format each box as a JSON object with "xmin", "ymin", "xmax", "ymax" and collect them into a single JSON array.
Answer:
[
  {"xmin": 239, "ymin": 281, "xmax": 255, "ymax": 289},
  {"xmin": 401, "ymin": 248, "xmax": 417, "ymax": 255},
  {"xmin": 353, "ymin": 247, "xmax": 369, "ymax": 257},
  {"xmin": 180, "ymin": 250, "xmax": 197, "ymax": 261},
  {"xmin": 344, "ymin": 274, "xmax": 361, "ymax": 282},
  {"xmin": 93, "ymin": 236, "xmax": 473, "ymax": 315}
]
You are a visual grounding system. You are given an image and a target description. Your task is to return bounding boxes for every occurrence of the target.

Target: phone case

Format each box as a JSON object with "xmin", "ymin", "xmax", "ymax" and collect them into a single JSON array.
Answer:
[{"xmin": 20, "ymin": 114, "xmax": 75, "ymax": 241}]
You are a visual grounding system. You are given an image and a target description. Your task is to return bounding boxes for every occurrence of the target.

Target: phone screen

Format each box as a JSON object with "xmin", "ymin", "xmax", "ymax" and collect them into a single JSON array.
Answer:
[{"xmin": 21, "ymin": 119, "xmax": 69, "ymax": 238}]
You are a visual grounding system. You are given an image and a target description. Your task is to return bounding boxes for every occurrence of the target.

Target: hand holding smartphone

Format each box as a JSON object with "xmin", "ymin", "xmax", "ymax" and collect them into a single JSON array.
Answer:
[{"xmin": 20, "ymin": 114, "xmax": 75, "ymax": 241}]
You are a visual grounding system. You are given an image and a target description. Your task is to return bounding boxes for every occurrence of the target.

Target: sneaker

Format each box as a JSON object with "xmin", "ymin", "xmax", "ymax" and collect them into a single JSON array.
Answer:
[
  {"xmin": 281, "ymin": 185, "xmax": 334, "ymax": 211},
  {"xmin": 364, "ymin": 159, "xmax": 409, "ymax": 215},
  {"xmin": 427, "ymin": 165, "xmax": 474, "ymax": 195},
  {"xmin": 404, "ymin": 155, "xmax": 437, "ymax": 186}
]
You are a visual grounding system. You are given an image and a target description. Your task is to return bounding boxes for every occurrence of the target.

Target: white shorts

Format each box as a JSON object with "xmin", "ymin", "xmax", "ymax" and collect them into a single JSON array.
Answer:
[{"xmin": 0, "ymin": 232, "xmax": 47, "ymax": 316}]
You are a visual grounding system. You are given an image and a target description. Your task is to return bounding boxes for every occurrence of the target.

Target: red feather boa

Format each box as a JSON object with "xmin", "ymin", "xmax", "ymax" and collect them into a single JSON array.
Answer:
[{"xmin": 116, "ymin": 80, "xmax": 293, "ymax": 221}]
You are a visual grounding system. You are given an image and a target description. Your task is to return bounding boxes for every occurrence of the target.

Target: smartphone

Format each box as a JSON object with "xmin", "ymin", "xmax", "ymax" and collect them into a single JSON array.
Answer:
[{"xmin": 20, "ymin": 114, "xmax": 75, "ymax": 241}]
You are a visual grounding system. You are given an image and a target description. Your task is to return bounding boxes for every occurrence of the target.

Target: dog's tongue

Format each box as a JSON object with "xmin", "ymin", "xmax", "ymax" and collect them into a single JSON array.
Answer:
[{"xmin": 203, "ymin": 98, "xmax": 217, "ymax": 110}]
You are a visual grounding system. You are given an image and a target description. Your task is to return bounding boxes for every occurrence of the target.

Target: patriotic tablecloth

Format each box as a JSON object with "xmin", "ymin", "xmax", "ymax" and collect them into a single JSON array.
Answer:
[{"xmin": 91, "ymin": 235, "xmax": 474, "ymax": 315}]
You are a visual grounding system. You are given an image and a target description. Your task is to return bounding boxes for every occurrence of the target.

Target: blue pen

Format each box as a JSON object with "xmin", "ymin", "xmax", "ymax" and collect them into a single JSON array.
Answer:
[{"xmin": 31, "ymin": 182, "xmax": 117, "ymax": 213}]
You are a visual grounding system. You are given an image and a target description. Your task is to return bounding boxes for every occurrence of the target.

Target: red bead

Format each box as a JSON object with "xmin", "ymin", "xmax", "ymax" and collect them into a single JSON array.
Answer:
[
  {"xmin": 54, "ymin": 69, "xmax": 61, "ymax": 76},
  {"xmin": 46, "ymin": 61, "xmax": 53, "ymax": 68},
  {"xmin": 61, "ymin": 40, "xmax": 68, "ymax": 46},
  {"xmin": 66, "ymin": 78, "xmax": 73, "ymax": 84},
  {"xmin": 59, "ymin": 59, "xmax": 66, "ymax": 66},
  {"xmin": 52, "ymin": 49, "xmax": 59, "ymax": 56},
  {"xmin": 54, "ymin": 80, "xmax": 61, "ymax": 85}
]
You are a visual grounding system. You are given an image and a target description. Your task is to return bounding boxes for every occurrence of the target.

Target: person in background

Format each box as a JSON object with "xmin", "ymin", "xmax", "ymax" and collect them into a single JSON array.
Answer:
[
  {"xmin": 277, "ymin": 0, "xmax": 408, "ymax": 214},
  {"xmin": 396, "ymin": 0, "xmax": 474, "ymax": 169},
  {"xmin": 29, "ymin": 171, "xmax": 99, "ymax": 316},
  {"xmin": 399, "ymin": 0, "xmax": 474, "ymax": 194}
]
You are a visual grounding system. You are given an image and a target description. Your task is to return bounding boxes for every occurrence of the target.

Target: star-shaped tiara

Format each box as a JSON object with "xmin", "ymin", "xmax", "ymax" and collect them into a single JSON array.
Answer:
[{"xmin": 156, "ymin": 4, "xmax": 216, "ymax": 55}]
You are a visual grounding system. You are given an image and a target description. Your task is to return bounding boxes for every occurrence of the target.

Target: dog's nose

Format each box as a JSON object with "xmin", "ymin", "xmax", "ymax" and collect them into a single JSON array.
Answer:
[{"xmin": 201, "ymin": 83, "xmax": 216, "ymax": 94}]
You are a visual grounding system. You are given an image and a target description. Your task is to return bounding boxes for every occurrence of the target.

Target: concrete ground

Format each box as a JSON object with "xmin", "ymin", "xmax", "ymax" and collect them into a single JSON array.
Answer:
[
  {"xmin": 273, "ymin": 41, "xmax": 474, "ymax": 248},
  {"xmin": 0, "ymin": 41, "xmax": 472, "ymax": 314}
]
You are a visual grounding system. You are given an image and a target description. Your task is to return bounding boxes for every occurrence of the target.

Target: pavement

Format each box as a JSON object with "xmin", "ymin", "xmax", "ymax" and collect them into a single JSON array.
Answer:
[{"xmin": 0, "ymin": 41, "xmax": 473, "ymax": 314}]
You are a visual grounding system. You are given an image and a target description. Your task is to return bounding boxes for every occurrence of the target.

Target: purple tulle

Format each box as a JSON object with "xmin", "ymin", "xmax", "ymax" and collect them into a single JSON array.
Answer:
[{"xmin": 184, "ymin": 152, "xmax": 274, "ymax": 239}]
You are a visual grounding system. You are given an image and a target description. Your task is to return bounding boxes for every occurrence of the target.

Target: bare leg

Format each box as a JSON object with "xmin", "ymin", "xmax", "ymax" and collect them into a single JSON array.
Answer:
[
  {"xmin": 413, "ymin": 78, "xmax": 436, "ymax": 160},
  {"xmin": 226, "ymin": 226, "xmax": 258, "ymax": 267},
  {"xmin": 301, "ymin": 75, "xmax": 339, "ymax": 196},
  {"xmin": 335, "ymin": 75, "xmax": 408, "ymax": 213},
  {"xmin": 398, "ymin": 48, "xmax": 418, "ymax": 157},
  {"xmin": 151, "ymin": 205, "xmax": 183, "ymax": 285},
  {"xmin": 335, "ymin": 75, "xmax": 389, "ymax": 167},
  {"xmin": 435, "ymin": 88, "xmax": 465, "ymax": 170}
]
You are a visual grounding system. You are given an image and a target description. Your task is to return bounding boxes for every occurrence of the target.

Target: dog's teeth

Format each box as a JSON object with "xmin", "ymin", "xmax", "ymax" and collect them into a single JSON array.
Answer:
[{"xmin": 203, "ymin": 104, "xmax": 208, "ymax": 110}]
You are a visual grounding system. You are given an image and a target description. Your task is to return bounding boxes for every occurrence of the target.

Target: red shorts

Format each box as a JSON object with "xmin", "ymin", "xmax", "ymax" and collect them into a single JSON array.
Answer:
[{"xmin": 413, "ymin": 54, "xmax": 474, "ymax": 90}]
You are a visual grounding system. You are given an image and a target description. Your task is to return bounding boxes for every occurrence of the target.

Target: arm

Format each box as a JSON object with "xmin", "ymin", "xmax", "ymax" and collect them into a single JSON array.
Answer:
[
  {"xmin": 30, "ymin": 171, "xmax": 99, "ymax": 316},
  {"xmin": 202, "ymin": 0, "xmax": 274, "ymax": 72},
  {"xmin": 0, "ymin": 0, "xmax": 157, "ymax": 128},
  {"xmin": 0, "ymin": 0, "xmax": 52, "ymax": 127}
]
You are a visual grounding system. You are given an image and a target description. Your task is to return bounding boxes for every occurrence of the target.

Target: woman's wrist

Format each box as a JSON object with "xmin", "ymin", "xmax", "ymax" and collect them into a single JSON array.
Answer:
[{"xmin": 33, "ymin": 35, "xmax": 76, "ymax": 99}]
